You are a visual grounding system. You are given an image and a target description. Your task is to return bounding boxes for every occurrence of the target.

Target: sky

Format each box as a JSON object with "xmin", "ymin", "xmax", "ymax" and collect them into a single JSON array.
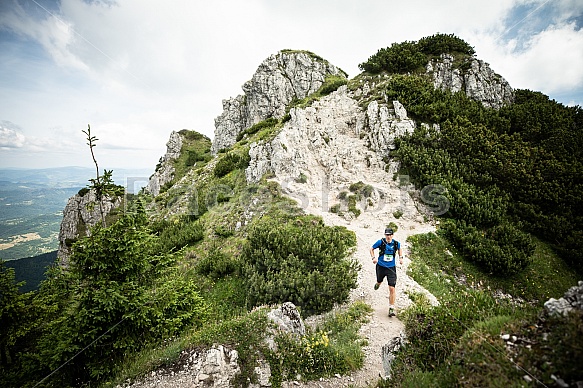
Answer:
[{"xmin": 1, "ymin": 0, "xmax": 582, "ymax": 171}]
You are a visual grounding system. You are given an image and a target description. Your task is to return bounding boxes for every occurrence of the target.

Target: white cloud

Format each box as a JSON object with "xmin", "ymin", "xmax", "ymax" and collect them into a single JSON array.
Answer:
[
  {"xmin": 0, "ymin": 0, "xmax": 89, "ymax": 71},
  {"xmin": 511, "ymin": 23, "xmax": 583, "ymax": 93},
  {"xmin": 0, "ymin": 123, "xmax": 26, "ymax": 149},
  {"xmin": 0, "ymin": 0, "xmax": 582, "ymax": 169}
]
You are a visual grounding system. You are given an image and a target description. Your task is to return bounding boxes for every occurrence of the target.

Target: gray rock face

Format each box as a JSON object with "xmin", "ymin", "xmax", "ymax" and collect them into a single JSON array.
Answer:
[
  {"xmin": 365, "ymin": 100, "xmax": 415, "ymax": 157},
  {"xmin": 267, "ymin": 301, "xmax": 306, "ymax": 338},
  {"xmin": 116, "ymin": 345, "xmax": 241, "ymax": 388},
  {"xmin": 427, "ymin": 54, "xmax": 514, "ymax": 109},
  {"xmin": 544, "ymin": 280, "xmax": 583, "ymax": 317},
  {"xmin": 57, "ymin": 189, "xmax": 122, "ymax": 264},
  {"xmin": 146, "ymin": 131, "xmax": 183, "ymax": 196},
  {"xmin": 246, "ymin": 86, "xmax": 414, "ymax": 184},
  {"xmin": 195, "ymin": 346, "xmax": 240, "ymax": 386},
  {"xmin": 212, "ymin": 51, "xmax": 346, "ymax": 154},
  {"xmin": 212, "ymin": 95, "xmax": 247, "ymax": 154}
]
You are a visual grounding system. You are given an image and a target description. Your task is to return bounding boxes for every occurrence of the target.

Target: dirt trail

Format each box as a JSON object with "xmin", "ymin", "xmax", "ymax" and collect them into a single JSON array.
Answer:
[{"xmin": 278, "ymin": 166, "xmax": 438, "ymax": 388}]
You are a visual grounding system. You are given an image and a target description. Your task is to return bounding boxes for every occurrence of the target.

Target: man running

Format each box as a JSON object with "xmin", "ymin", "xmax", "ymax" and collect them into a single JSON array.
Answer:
[{"xmin": 370, "ymin": 228, "xmax": 403, "ymax": 317}]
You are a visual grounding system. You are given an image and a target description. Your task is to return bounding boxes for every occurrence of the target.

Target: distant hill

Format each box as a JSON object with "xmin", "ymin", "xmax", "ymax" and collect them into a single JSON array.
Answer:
[
  {"xmin": 0, "ymin": 166, "xmax": 152, "ymax": 260},
  {"xmin": 0, "ymin": 166, "xmax": 152, "ymax": 189},
  {"xmin": 4, "ymin": 250, "xmax": 57, "ymax": 292}
]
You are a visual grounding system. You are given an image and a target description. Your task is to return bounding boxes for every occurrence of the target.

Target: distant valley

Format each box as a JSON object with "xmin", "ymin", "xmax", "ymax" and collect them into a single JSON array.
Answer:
[{"xmin": 0, "ymin": 166, "xmax": 151, "ymax": 260}]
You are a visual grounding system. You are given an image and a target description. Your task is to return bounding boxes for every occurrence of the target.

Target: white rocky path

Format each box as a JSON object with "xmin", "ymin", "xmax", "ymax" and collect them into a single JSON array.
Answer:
[
  {"xmin": 246, "ymin": 87, "xmax": 439, "ymax": 387},
  {"xmin": 279, "ymin": 186, "xmax": 438, "ymax": 388}
]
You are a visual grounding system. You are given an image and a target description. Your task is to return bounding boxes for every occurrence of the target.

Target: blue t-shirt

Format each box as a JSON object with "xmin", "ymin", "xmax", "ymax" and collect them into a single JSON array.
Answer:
[{"xmin": 372, "ymin": 238, "xmax": 400, "ymax": 268}]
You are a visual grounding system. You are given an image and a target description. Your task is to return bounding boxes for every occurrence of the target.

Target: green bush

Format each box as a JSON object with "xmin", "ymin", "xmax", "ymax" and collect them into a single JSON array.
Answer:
[
  {"xmin": 242, "ymin": 215, "xmax": 359, "ymax": 316},
  {"xmin": 78, "ymin": 187, "xmax": 90, "ymax": 197},
  {"xmin": 329, "ymin": 204, "xmax": 341, "ymax": 214},
  {"xmin": 214, "ymin": 151, "xmax": 251, "ymax": 178},
  {"xmin": 236, "ymin": 117, "xmax": 279, "ymax": 142},
  {"xmin": 359, "ymin": 41, "xmax": 427, "ymax": 74},
  {"xmin": 268, "ymin": 301, "xmax": 371, "ymax": 385},
  {"xmin": 349, "ymin": 181, "xmax": 365, "ymax": 193},
  {"xmin": 442, "ymin": 220, "xmax": 534, "ymax": 274},
  {"xmin": 417, "ymin": 33, "xmax": 475, "ymax": 55},
  {"xmin": 348, "ymin": 195, "xmax": 361, "ymax": 218},
  {"xmin": 196, "ymin": 245, "xmax": 238, "ymax": 280},
  {"xmin": 295, "ymin": 173, "xmax": 308, "ymax": 183},
  {"xmin": 318, "ymin": 75, "xmax": 348, "ymax": 95},
  {"xmin": 399, "ymin": 290, "xmax": 508, "ymax": 373},
  {"xmin": 184, "ymin": 150, "xmax": 206, "ymax": 167},
  {"xmin": 157, "ymin": 219, "xmax": 204, "ymax": 252}
]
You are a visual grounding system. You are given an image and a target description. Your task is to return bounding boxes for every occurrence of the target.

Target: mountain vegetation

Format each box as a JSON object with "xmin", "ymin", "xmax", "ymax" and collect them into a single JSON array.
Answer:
[
  {"xmin": 0, "ymin": 33, "xmax": 581, "ymax": 387},
  {"xmin": 3, "ymin": 251, "xmax": 56, "ymax": 292}
]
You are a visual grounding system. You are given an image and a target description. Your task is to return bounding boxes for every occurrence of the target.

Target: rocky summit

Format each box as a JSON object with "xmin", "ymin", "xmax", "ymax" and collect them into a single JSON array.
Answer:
[{"xmin": 212, "ymin": 50, "xmax": 346, "ymax": 154}]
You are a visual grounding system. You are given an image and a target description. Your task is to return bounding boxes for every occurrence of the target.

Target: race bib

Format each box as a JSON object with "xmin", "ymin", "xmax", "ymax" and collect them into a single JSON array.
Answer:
[{"xmin": 383, "ymin": 255, "xmax": 394, "ymax": 262}]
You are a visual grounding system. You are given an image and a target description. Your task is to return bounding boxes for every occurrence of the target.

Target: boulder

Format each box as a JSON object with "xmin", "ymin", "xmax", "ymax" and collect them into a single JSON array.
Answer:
[{"xmin": 544, "ymin": 280, "xmax": 583, "ymax": 317}]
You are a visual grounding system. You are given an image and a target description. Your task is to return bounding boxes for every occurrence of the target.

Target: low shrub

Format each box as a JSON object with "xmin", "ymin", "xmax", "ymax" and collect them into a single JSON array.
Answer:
[
  {"xmin": 157, "ymin": 219, "xmax": 204, "ymax": 252},
  {"xmin": 242, "ymin": 215, "xmax": 359, "ymax": 316},
  {"xmin": 236, "ymin": 117, "xmax": 279, "ymax": 142},
  {"xmin": 196, "ymin": 247, "xmax": 238, "ymax": 280},
  {"xmin": 398, "ymin": 290, "xmax": 510, "ymax": 373},
  {"xmin": 329, "ymin": 204, "xmax": 341, "ymax": 214},
  {"xmin": 318, "ymin": 75, "xmax": 347, "ymax": 96},
  {"xmin": 214, "ymin": 151, "xmax": 251, "ymax": 178},
  {"xmin": 268, "ymin": 301, "xmax": 371, "ymax": 385},
  {"xmin": 348, "ymin": 195, "xmax": 361, "ymax": 218},
  {"xmin": 442, "ymin": 220, "xmax": 534, "ymax": 274}
]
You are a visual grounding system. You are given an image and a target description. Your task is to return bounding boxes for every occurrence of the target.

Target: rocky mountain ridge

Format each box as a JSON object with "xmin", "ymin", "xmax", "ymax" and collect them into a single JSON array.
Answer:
[
  {"xmin": 427, "ymin": 53, "xmax": 514, "ymax": 109},
  {"xmin": 146, "ymin": 131, "xmax": 184, "ymax": 197},
  {"xmin": 211, "ymin": 50, "xmax": 347, "ymax": 154},
  {"xmin": 114, "ymin": 47, "xmax": 517, "ymax": 387},
  {"xmin": 55, "ymin": 43, "xmax": 544, "ymax": 388}
]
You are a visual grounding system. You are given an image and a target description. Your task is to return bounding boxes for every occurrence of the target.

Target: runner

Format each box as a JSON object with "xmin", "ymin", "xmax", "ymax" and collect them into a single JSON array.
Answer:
[{"xmin": 370, "ymin": 228, "xmax": 403, "ymax": 316}]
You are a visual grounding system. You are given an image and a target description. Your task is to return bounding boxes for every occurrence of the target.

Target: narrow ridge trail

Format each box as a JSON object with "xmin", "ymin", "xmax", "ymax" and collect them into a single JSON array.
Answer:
[
  {"xmin": 274, "ymin": 162, "xmax": 439, "ymax": 387},
  {"xmin": 262, "ymin": 89, "xmax": 440, "ymax": 387}
]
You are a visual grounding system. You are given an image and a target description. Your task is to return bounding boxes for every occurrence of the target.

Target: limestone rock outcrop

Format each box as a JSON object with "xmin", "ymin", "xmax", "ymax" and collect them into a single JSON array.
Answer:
[
  {"xmin": 382, "ymin": 332, "xmax": 407, "ymax": 380},
  {"xmin": 146, "ymin": 131, "xmax": 183, "ymax": 196},
  {"xmin": 544, "ymin": 280, "xmax": 583, "ymax": 317},
  {"xmin": 116, "ymin": 345, "xmax": 242, "ymax": 388},
  {"xmin": 365, "ymin": 100, "xmax": 416, "ymax": 157},
  {"xmin": 115, "ymin": 305, "xmax": 305, "ymax": 388},
  {"xmin": 246, "ymin": 86, "xmax": 414, "ymax": 185},
  {"xmin": 212, "ymin": 50, "xmax": 346, "ymax": 154},
  {"xmin": 57, "ymin": 189, "xmax": 121, "ymax": 263},
  {"xmin": 267, "ymin": 302, "xmax": 306, "ymax": 338},
  {"xmin": 427, "ymin": 53, "xmax": 514, "ymax": 109}
]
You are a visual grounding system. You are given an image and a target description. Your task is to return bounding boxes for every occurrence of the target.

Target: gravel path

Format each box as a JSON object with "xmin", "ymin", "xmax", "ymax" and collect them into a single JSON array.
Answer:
[{"xmin": 277, "ymin": 162, "xmax": 439, "ymax": 388}]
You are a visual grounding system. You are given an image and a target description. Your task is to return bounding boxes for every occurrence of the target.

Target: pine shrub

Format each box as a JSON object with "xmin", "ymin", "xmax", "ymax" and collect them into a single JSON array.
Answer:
[
  {"xmin": 242, "ymin": 215, "xmax": 359, "ymax": 316},
  {"xmin": 214, "ymin": 151, "xmax": 251, "ymax": 178},
  {"xmin": 157, "ymin": 218, "xmax": 204, "ymax": 252},
  {"xmin": 196, "ymin": 244, "xmax": 238, "ymax": 280},
  {"xmin": 442, "ymin": 220, "xmax": 534, "ymax": 274}
]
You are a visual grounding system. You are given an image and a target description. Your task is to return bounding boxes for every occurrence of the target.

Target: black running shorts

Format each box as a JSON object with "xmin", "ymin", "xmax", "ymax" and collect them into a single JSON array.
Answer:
[{"xmin": 376, "ymin": 265, "xmax": 397, "ymax": 287}]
